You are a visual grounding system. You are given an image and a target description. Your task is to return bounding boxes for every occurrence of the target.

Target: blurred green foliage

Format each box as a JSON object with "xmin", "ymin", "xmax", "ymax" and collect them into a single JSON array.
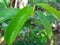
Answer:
[{"xmin": 0, "ymin": 0, "xmax": 60, "ymax": 45}]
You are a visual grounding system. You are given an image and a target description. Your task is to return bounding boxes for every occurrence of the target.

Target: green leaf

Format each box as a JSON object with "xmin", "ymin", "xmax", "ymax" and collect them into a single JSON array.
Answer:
[
  {"xmin": 0, "ymin": 0, "xmax": 10, "ymax": 8},
  {"xmin": 4, "ymin": 6, "xmax": 32, "ymax": 45},
  {"xmin": 37, "ymin": 3, "xmax": 60, "ymax": 19},
  {"xmin": 0, "ymin": 0, "xmax": 6, "ymax": 8},
  {"xmin": 3, "ymin": 0, "xmax": 10, "ymax": 7},
  {"xmin": 36, "ymin": 11, "xmax": 53, "ymax": 39},
  {"xmin": 46, "ymin": 12, "xmax": 55, "ymax": 23},
  {"xmin": 0, "ymin": 8, "xmax": 19, "ymax": 23},
  {"xmin": 40, "ymin": 0, "xmax": 47, "ymax": 2},
  {"xmin": 49, "ymin": 0, "xmax": 57, "ymax": 3},
  {"xmin": 0, "ymin": 3, "xmax": 5, "ymax": 8},
  {"xmin": 29, "ymin": 0, "xmax": 47, "ymax": 4},
  {"xmin": 0, "ymin": 0, "xmax": 4, "ymax": 3}
]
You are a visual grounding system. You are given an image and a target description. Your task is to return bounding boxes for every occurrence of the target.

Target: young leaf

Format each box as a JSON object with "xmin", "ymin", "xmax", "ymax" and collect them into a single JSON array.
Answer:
[
  {"xmin": 37, "ymin": 3, "xmax": 60, "ymax": 19},
  {"xmin": 4, "ymin": 6, "xmax": 32, "ymax": 45},
  {"xmin": 36, "ymin": 11, "xmax": 53, "ymax": 39}
]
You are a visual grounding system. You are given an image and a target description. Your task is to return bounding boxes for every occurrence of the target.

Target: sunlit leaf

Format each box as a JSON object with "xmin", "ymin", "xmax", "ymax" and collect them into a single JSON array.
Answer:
[
  {"xmin": 4, "ymin": 6, "xmax": 32, "ymax": 45},
  {"xmin": 37, "ymin": 3, "xmax": 60, "ymax": 19},
  {"xmin": 3, "ymin": 0, "xmax": 10, "ymax": 7}
]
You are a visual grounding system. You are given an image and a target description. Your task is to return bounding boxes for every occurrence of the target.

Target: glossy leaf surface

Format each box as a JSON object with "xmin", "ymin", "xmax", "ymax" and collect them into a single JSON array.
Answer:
[{"xmin": 4, "ymin": 6, "xmax": 32, "ymax": 45}]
